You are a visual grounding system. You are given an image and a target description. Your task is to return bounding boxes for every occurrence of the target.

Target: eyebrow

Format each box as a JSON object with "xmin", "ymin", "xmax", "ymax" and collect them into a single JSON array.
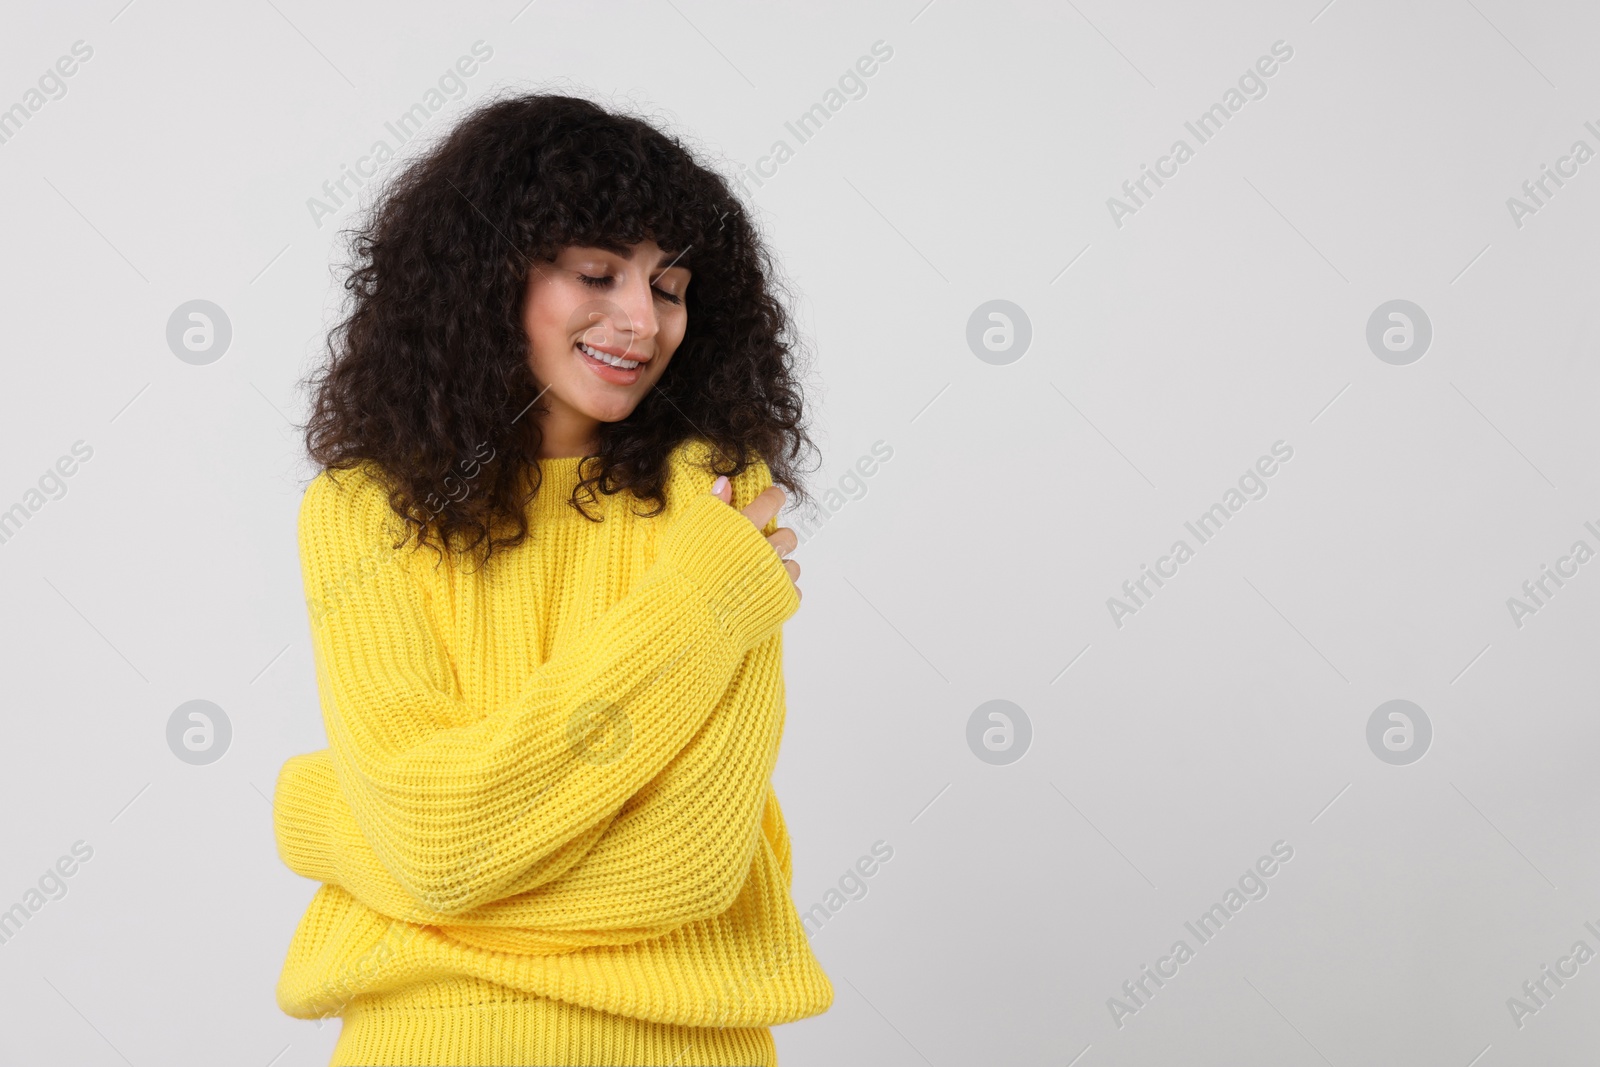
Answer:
[{"xmin": 580, "ymin": 241, "xmax": 689, "ymax": 271}]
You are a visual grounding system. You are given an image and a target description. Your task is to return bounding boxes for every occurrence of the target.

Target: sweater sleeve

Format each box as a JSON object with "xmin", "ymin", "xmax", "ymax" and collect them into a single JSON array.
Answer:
[
  {"xmin": 293, "ymin": 452, "xmax": 798, "ymax": 918},
  {"xmin": 273, "ymin": 625, "xmax": 787, "ymax": 944}
]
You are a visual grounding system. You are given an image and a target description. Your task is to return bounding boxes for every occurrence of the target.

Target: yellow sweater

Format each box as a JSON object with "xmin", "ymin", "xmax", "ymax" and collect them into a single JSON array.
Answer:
[{"xmin": 272, "ymin": 437, "xmax": 832, "ymax": 1066}]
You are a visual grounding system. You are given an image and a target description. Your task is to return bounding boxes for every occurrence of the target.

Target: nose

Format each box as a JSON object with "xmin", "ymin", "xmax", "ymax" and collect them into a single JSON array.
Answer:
[{"xmin": 615, "ymin": 272, "xmax": 659, "ymax": 346}]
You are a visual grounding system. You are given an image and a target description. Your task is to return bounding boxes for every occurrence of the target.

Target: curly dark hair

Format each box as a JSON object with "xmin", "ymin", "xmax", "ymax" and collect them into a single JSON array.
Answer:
[{"xmin": 298, "ymin": 90, "xmax": 817, "ymax": 565}]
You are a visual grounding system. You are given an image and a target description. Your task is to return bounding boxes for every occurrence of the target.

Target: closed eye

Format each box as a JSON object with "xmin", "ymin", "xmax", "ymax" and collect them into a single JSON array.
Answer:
[{"xmin": 577, "ymin": 273, "xmax": 683, "ymax": 305}]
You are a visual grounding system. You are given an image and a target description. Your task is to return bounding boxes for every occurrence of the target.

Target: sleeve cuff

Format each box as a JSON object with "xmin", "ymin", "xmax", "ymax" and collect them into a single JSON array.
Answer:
[{"xmin": 273, "ymin": 752, "xmax": 337, "ymax": 883}]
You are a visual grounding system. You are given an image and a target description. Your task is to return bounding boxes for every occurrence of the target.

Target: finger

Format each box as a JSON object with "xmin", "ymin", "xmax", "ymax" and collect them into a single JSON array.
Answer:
[
  {"xmin": 709, "ymin": 475, "xmax": 733, "ymax": 504},
  {"xmin": 740, "ymin": 485, "xmax": 786, "ymax": 530},
  {"xmin": 767, "ymin": 526, "xmax": 798, "ymax": 558},
  {"xmin": 784, "ymin": 559, "xmax": 800, "ymax": 582}
]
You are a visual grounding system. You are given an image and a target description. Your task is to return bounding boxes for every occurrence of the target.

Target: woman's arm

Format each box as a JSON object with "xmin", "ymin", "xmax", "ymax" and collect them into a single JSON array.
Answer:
[
  {"xmin": 290, "ymin": 451, "xmax": 797, "ymax": 918},
  {"xmin": 274, "ymin": 626, "xmax": 788, "ymax": 941}
]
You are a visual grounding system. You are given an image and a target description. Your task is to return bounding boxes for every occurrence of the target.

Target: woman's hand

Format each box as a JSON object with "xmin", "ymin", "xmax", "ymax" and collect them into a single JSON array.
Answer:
[{"xmin": 712, "ymin": 475, "xmax": 801, "ymax": 603}]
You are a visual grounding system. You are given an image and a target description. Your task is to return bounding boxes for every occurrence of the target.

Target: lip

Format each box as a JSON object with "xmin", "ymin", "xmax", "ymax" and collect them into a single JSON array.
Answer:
[{"xmin": 574, "ymin": 340, "xmax": 647, "ymax": 385}]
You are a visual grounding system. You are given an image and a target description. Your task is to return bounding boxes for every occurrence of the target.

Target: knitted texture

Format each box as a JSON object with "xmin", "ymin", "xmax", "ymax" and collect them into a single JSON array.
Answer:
[{"xmin": 272, "ymin": 437, "xmax": 831, "ymax": 1066}]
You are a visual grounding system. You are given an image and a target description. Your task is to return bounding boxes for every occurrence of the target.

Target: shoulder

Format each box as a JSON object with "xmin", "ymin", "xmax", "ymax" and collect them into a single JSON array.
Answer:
[
  {"xmin": 665, "ymin": 436, "xmax": 775, "ymax": 514},
  {"xmin": 299, "ymin": 460, "xmax": 390, "ymax": 527},
  {"xmin": 297, "ymin": 460, "xmax": 412, "ymax": 561}
]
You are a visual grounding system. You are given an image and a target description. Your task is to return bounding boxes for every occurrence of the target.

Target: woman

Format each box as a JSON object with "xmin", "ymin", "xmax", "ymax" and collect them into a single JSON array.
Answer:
[{"xmin": 270, "ymin": 92, "xmax": 832, "ymax": 1066}]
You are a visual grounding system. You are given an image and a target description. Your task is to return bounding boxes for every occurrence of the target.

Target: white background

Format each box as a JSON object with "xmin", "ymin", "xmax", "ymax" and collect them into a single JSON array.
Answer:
[{"xmin": 1, "ymin": 1, "xmax": 1598, "ymax": 1064}]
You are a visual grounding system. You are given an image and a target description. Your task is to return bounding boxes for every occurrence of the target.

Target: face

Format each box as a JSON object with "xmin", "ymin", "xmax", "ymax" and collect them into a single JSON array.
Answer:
[{"xmin": 521, "ymin": 238, "xmax": 691, "ymax": 455}]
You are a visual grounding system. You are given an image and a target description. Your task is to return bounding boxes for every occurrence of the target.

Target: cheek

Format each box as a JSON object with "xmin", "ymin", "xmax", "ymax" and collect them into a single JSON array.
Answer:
[
  {"xmin": 663, "ymin": 308, "xmax": 689, "ymax": 350},
  {"xmin": 525, "ymin": 285, "xmax": 578, "ymax": 352}
]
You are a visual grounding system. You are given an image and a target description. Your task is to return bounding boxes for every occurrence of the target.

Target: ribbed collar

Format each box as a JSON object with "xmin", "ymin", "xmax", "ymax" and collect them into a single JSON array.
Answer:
[
  {"xmin": 523, "ymin": 454, "xmax": 608, "ymax": 518},
  {"xmin": 525, "ymin": 438, "xmax": 717, "ymax": 516}
]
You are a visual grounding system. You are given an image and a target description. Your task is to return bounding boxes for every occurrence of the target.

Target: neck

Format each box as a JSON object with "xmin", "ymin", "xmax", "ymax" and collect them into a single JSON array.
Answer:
[{"xmin": 530, "ymin": 412, "xmax": 599, "ymax": 460}]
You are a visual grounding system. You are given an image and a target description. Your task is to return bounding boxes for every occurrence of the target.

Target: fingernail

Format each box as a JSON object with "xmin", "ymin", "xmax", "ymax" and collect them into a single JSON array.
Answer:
[{"xmin": 710, "ymin": 475, "xmax": 729, "ymax": 495}]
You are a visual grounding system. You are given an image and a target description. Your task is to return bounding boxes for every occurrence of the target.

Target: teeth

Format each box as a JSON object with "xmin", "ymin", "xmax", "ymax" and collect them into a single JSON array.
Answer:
[{"xmin": 578, "ymin": 341, "xmax": 640, "ymax": 369}]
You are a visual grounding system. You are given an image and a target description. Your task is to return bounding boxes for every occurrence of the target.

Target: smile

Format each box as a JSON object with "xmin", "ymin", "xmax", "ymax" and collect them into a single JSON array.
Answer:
[{"xmin": 577, "ymin": 341, "xmax": 642, "ymax": 369}]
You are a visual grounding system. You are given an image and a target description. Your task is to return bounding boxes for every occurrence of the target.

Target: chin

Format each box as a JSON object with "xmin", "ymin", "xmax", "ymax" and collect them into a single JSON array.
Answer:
[{"xmin": 577, "ymin": 393, "xmax": 645, "ymax": 423}]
